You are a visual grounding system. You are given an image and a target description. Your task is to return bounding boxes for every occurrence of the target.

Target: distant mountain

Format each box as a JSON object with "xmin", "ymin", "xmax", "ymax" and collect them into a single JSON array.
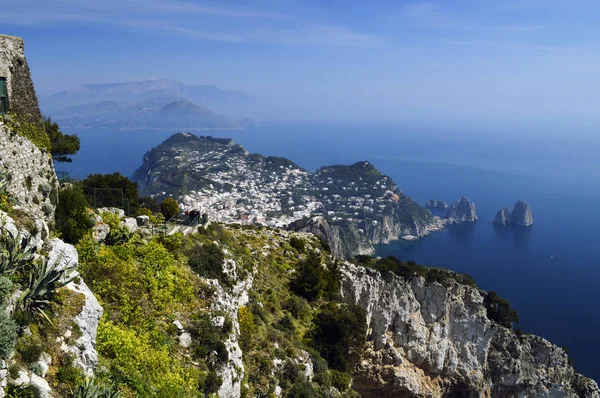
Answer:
[
  {"xmin": 52, "ymin": 97, "xmax": 250, "ymax": 130},
  {"xmin": 41, "ymin": 78, "xmax": 256, "ymax": 114}
]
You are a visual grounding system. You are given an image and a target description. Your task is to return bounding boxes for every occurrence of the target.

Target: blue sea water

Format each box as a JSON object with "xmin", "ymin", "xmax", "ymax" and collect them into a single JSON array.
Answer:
[{"xmin": 60, "ymin": 122, "xmax": 600, "ymax": 381}]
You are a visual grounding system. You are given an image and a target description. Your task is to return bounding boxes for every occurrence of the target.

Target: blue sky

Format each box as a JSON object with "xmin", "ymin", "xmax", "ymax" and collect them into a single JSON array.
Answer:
[{"xmin": 3, "ymin": 0, "xmax": 600, "ymax": 123}]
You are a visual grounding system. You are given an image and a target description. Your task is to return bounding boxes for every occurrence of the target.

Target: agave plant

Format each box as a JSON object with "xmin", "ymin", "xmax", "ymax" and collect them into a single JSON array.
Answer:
[
  {"xmin": 0, "ymin": 224, "xmax": 37, "ymax": 276},
  {"xmin": 17, "ymin": 251, "xmax": 77, "ymax": 324},
  {"xmin": 74, "ymin": 377, "xmax": 123, "ymax": 398}
]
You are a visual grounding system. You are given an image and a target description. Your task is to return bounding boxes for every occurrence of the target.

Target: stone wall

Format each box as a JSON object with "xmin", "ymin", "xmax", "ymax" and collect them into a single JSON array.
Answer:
[
  {"xmin": 0, "ymin": 34, "xmax": 42, "ymax": 120},
  {"xmin": 0, "ymin": 121, "xmax": 58, "ymax": 221}
]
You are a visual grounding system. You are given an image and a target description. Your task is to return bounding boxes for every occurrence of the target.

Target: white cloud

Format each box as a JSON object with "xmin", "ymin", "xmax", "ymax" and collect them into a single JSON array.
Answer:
[{"xmin": 0, "ymin": 0, "xmax": 379, "ymax": 48}]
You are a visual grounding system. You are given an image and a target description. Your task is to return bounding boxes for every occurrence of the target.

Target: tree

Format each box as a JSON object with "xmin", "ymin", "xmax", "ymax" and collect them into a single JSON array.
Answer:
[
  {"xmin": 484, "ymin": 291, "xmax": 519, "ymax": 329},
  {"xmin": 160, "ymin": 198, "xmax": 179, "ymax": 220},
  {"xmin": 55, "ymin": 186, "xmax": 94, "ymax": 244},
  {"xmin": 44, "ymin": 117, "xmax": 80, "ymax": 162},
  {"xmin": 81, "ymin": 173, "xmax": 139, "ymax": 214},
  {"xmin": 310, "ymin": 303, "xmax": 367, "ymax": 371}
]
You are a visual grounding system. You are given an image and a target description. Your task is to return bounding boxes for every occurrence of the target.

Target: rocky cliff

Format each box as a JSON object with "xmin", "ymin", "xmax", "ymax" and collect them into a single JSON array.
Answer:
[
  {"xmin": 340, "ymin": 262, "xmax": 599, "ymax": 397},
  {"xmin": 446, "ymin": 196, "xmax": 478, "ymax": 223}
]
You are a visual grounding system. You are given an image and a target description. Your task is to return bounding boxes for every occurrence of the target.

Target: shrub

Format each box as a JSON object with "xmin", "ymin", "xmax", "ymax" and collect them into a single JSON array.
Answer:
[
  {"xmin": 288, "ymin": 381, "xmax": 318, "ymax": 398},
  {"xmin": 289, "ymin": 237, "xmax": 305, "ymax": 253},
  {"xmin": 44, "ymin": 117, "xmax": 80, "ymax": 163},
  {"xmin": 187, "ymin": 312, "xmax": 229, "ymax": 367},
  {"xmin": 0, "ymin": 276, "xmax": 13, "ymax": 304},
  {"xmin": 138, "ymin": 196, "xmax": 159, "ymax": 214},
  {"xmin": 16, "ymin": 334, "xmax": 44, "ymax": 364},
  {"xmin": 284, "ymin": 295, "xmax": 310, "ymax": 320},
  {"xmin": 484, "ymin": 291, "xmax": 519, "ymax": 329},
  {"xmin": 310, "ymin": 303, "xmax": 367, "ymax": 371},
  {"xmin": 187, "ymin": 242, "xmax": 227, "ymax": 284},
  {"xmin": 239, "ymin": 306, "xmax": 255, "ymax": 351},
  {"xmin": 291, "ymin": 252, "xmax": 340, "ymax": 301},
  {"xmin": 81, "ymin": 173, "xmax": 139, "ymax": 215},
  {"xmin": 0, "ymin": 311, "xmax": 18, "ymax": 358},
  {"xmin": 55, "ymin": 186, "xmax": 94, "ymax": 244},
  {"xmin": 160, "ymin": 198, "xmax": 179, "ymax": 220},
  {"xmin": 2, "ymin": 113, "xmax": 50, "ymax": 151},
  {"xmin": 330, "ymin": 370, "xmax": 352, "ymax": 392}
]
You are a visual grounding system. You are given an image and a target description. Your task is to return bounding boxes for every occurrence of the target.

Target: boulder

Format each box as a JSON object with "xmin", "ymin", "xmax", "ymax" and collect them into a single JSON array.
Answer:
[
  {"xmin": 97, "ymin": 207, "xmax": 125, "ymax": 218},
  {"xmin": 91, "ymin": 214, "xmax": 110, "ymax": 243},
  {"xmin": 123, "ymin": 217, "xmax": 138, "ymax": 234},
  {"xmin": 493, "ymin": 207, "xmax": 512, "ymax": 226},
  {"xmin": 136, "ymin": 215, "xmax": 150, "ymax": 227},
  {"xmin": 445, "ymin": 197, "xmax": 478, "ymax": 223},
  {"xmin": 511, "ymin": 201, "xmax": 533, "ymax": 226}
]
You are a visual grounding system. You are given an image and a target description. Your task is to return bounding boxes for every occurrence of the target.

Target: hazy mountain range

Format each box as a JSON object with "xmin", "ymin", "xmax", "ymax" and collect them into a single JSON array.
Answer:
[
  {"xmin": 52, "ymin": 97, "xmax": 255, "ymax": 130},
  {"xmin": 42, "ymin": 78, "xmax": 256, "ymax": 130},
  {"xmin": 41, "ymin": 78, "xmax": 255, "ymax": 113}
]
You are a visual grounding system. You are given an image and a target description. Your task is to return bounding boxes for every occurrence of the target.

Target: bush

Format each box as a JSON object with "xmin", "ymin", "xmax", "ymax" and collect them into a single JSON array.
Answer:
[
  {"xmin": 81, "ymin": 173, "xmax": 139, "ymax": 215},
  {"xmin": 138, "ymin": 196, "xmax": 159, "ymax": 213},
  {"xmin": 0, "ymin": 311, "xmax": 17, "ymax": 358},
  {"xmin": 188, "ymin": 313, "xmax": 229, "ymax": 367},
  {"xmin": 291, "ymin": 253, "xmax": 340, "ymax": 301},
  {"xmin": 288, "ymin": 381, "xmax": 318, "ymax": 398},
  {"xmin": 330, "ymin": 370, "xmax": 352, "ymax": 392},
  {"xmin": 484, "ymin": 291, "xmax": 519, "ymax": 329},
  {"xmin": 55, "ymin": 186, "xmax": 94, "ymax": 244},
  {"xmin": 187, "ymin": 242, "xmax": 227, "ymax": 284},
  {"xmin": 239, "ymin": 306, "xmax": 255, "ymax": 351},
  {"xmin": 0, "ymin": 276, "xmax": 12, "ymax": 304},
  {"xmin": 310, "ymin": 303, "xmax": 367, "ymax": 371},
  {"xmin": 289, "ymin": 236, "xmax": 305, "ymax": 253},
  {"xmin": 160, "ymin": 198, "xmax": 179, "ymax": 220}
]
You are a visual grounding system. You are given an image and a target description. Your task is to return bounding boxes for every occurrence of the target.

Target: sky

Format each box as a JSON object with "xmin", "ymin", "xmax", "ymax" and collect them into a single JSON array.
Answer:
[{"xmin": 4, "ymin": 0, "xmax": 600, "ymax": 123}]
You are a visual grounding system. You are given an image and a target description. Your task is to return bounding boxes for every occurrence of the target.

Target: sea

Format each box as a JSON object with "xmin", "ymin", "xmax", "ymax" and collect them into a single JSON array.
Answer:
[{"xmin": 59, "ymin": 121, "xmax": 600, "ymax": 381}]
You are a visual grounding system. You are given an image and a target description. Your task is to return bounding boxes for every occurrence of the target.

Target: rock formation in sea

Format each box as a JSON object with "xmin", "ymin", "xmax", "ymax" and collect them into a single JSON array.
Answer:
[
  {"xmin": 425, "ymin": 200, "xmax": 448, "ymax": 210},
  {"xmin": 511, "ymin": 200, "xmax": 534, "ymax": 226},
  {"xmin": 494, "ymin": 201, "xmax": 533, "ymax": 227},
  {"xmin": 493, "ymin": 206, "xmax": 512, "ymax": 226},
  {"xmin": 445, "ymin": 196, "xmax": 478, "ymax": 223}
]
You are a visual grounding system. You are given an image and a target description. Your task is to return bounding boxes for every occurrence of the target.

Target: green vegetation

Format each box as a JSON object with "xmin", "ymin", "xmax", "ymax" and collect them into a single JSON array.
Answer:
[
  {"xmin": 484, "ymin": 291, "xmax": 520, "ymax": 329},
  {"xmin": 309, "ymin": 303, "xmax": 366, "ymax": 372},
  {"xmin": 289, "ymin": 236, "xmax": 306, "ymax": 253},
  {"xmin": 16, "ymin": 252, "xmax": 77, "ymax": 324},
  {"xmin": 55, "ymin": 185, "xmax": 95, "ymax": 244},
  {"xmin": 81, "ymin": 173, "xmax": 139, "ymax": 215},
  {"xmin": 1, "ymin": 113, "xmax": 51, "ymax": 151},
  {"xmin": 354, "ymin": 255, "xmax": 476, "ymax": 287},
  {"xmin": 0, "ymin": 226, "xmax": 37, "ymax": 275},
  {"xmin": 44, "ymin": 117, "xmax": 80, "ymax": 163},
  {"xmin": 0, "ymin": 311, "xmax": 18, "ymax": 358},
  {"xmin": 290, "ymin": 252, "xmax": 340, "ymax": 301},
  {"xmin": 160, "ymin": 197, "xmax": 179, "ymax": 220},
  {"xmin": 187, "ymin": 242, "xmax": 228, "ymax": 286}
]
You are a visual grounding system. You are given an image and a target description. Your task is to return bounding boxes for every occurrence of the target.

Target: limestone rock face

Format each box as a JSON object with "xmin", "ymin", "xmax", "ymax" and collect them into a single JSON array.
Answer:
[
  {"xmin": 511, "ymin": 200, "xmax": 533, "ymax": 226},
  {"xmin": 339, "ymin": 263, "xmax": 599, "ymax": 397},
  {"xmin": 49, "ymin": 239, "xmax": 103, "ymax": 374},
  {"xmin": 425, "ymin": 200, "xmax": 448, "ymax": 210},
  {"xmin": 445, "ymin": 196, "xmax": 478, "ymax": 223},
  {"xmin": 0, "ymin": 123, "xmax": 58, "ymax": 222},
  {"xmin": 493, "ymin": 207, "xmax": 512, "ymax": 226}
]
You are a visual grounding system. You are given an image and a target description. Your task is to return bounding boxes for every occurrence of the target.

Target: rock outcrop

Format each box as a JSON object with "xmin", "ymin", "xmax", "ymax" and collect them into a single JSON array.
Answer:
[
  {"xmin": 493, "ymin": 206, "xmax": 512, "ymax": 226},
  {"xmin": 445, "ymin": 196, "xmax": 478, "ymax": 223},
  {"xmin": 0, "ymin": 122, "xmax": 58, "ymax": 222},
  {"xmin": 511, "ymin": 200, "xmax": 533, "ymax": 226},
  {"xmin": 339, "ymin": 262, "xmax": 599, "ymax": 397},
  {"xmin": 425, "ymin": 200, "xmax": 448, "ymax": 210},
  {"xmin": 494, "ymin": 201, "xmax": 533, "ymax": 227}
]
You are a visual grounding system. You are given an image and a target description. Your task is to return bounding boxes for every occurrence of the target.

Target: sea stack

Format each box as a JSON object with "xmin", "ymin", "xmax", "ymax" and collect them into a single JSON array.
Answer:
[
  {"xmin": 425, "ymin": 200, "xmax": 449, "ymax": 210},
  {"xmin": 511, "ymin": 200, "xmax": 533, "ymax": 226},
  {"xmin": 493, "ymin": 207, "xmax": 512, "ymax": 226},
  {"xmin": 446, "ymin": 197, "xmax": 478, "ymax": 223}
]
